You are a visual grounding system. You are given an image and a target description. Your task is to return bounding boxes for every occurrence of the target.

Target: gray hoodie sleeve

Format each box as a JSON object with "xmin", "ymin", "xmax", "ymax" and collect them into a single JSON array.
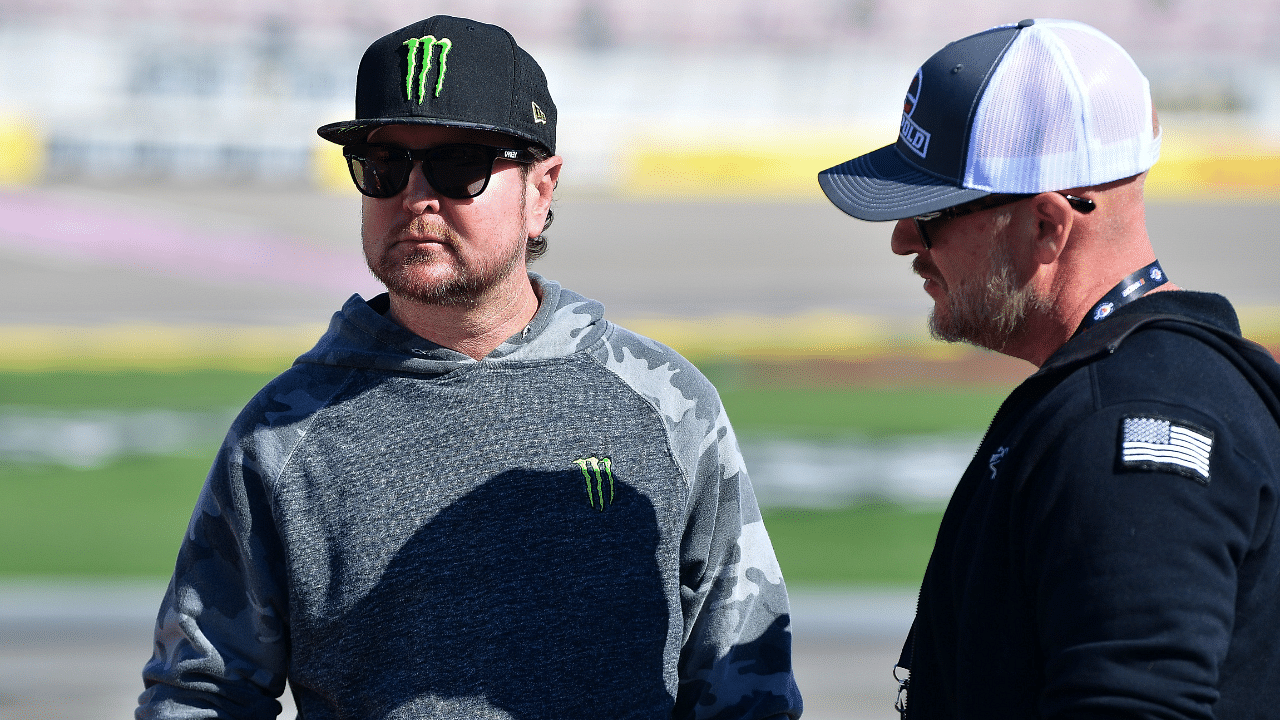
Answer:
[
  {"xmin": 137, "ymin": 448, "xmax": 288, "ymax": 718},
  {"xmin": 136, "ymin": 371, "xmax": 342, "ymax": 719},
  {"xmin": 594, "ymin": 326, "xmax": 803, "ymax": 720}
]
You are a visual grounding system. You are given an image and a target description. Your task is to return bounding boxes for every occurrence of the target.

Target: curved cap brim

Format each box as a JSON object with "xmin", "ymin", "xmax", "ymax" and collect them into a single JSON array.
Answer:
[
  {"xmin": 317, "ymin": 117, "xmax": 552, "ymax": 152},
  {"xmin": 818, "ymin": 144, "xmax": 990, "ymax": 221}
]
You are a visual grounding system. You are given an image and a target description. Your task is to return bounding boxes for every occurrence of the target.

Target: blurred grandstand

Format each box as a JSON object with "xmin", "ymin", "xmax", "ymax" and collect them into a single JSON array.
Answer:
[
  {"xmin": 0, "ymin": 0, "xmax": 1277, "ymax": 194},
  {"xmin": 1, "ymin": 0, "xmax": 1277, "ymax": 364}
]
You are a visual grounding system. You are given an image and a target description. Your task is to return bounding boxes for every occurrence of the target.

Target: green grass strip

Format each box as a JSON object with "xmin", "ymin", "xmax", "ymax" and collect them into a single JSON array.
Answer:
[
  {"xmin": 0, "ymin": 453, "xmax": 944, "ymax": 585},
  {"xmin": 720, "ymin": 386, "xmax": 1005, "ymax": 438},
  {"xmin": 0, "ymin": 369, "xmax": 280, "ymax": 410},
  {"xmin": 1, "ymin": 370, "xmax": 1005, "ymax": 437},
  {"xmin": 1, "ymin": 369, "xmax": 962, "ymax": 583},
  {"xmin": 762, "ymin": 502, "xmax": 940, "ymax": 587},
  {"xmin": 0, "ymin": 456, "xmax": 207, "ymax": 577}
]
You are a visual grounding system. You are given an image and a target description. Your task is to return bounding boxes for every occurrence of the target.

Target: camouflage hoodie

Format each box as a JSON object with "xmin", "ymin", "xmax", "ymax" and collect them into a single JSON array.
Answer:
[{"xmin": 138, "ymin": 274, "xmax": 802, "ymax": 720}]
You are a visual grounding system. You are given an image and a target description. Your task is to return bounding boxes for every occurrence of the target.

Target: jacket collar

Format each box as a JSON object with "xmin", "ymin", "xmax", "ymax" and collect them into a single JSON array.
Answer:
[{"xmin": 1036, "ymin": 291, "xmax": 1240, "ymax": 379}]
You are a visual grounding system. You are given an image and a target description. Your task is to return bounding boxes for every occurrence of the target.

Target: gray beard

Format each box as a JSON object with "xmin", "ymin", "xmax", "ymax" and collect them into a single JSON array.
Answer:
[{"xmin": 928, "ymin": 242, "xmax": 1048, "ymax": 353}]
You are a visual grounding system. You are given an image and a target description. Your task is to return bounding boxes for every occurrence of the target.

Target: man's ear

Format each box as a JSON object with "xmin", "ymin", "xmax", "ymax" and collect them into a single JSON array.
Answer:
[
  {"xmin": 526, "ymin": 155, "xmax": 563, "ymax": 238},
  {"xmin": 1029, "ymin": 192, "xmax": 1074, "ymax": 266}
]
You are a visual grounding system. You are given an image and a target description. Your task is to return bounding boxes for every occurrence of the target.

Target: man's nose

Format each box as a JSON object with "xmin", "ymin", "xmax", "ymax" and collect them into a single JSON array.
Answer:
[
  {"xmin": 890, "ymin": 219, "xmax": 927, "ymax": 256},
  {"xmin": 400, "ymin": 161, "xmax": 441, "ymax": 213}
]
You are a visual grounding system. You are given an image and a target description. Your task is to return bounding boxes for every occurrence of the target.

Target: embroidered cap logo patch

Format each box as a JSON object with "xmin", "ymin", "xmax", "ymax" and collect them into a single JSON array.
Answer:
[
  {"xmin": 899, "ymin": 68, "xmax": 931, "ymax": 158},
  {"xmin": 1119, "ymin": 416, "xmax": 1213, "ymax": 484},
  {"xmin": 403, "ymin": 35, "xmax": 452, "ymax": 102}
]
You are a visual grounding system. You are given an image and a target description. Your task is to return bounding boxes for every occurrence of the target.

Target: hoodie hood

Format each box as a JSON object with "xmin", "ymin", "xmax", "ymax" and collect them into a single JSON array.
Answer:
[{"xmin": 294, "ymin": 273, "xmax": 610, "ymax": 377}]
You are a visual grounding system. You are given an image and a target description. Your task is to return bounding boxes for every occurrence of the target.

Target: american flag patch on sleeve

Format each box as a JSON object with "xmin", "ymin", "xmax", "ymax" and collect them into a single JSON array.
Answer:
[{"xmin": 1119, "ymin": 416, "xmax": 1214, "ymax": 484}]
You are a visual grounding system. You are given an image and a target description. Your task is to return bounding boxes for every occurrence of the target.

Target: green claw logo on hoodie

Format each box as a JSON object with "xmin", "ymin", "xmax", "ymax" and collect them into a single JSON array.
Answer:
[{"xmin": 574, "ymin": 457, "xmax": 614, "ymax": 511}]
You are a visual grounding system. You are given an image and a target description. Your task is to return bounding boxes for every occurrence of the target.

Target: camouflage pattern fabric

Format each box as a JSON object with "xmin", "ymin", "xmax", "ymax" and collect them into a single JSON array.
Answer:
[{"xmin": 137, "ymin": 273, "xmax": 803, "ymax": 719}]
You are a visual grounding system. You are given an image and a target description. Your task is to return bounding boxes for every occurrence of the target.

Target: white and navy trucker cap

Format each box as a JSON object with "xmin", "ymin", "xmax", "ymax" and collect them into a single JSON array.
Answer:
[{"xmin": 819, "ymin": 18, "xmax": 1161, "ymax": 221}]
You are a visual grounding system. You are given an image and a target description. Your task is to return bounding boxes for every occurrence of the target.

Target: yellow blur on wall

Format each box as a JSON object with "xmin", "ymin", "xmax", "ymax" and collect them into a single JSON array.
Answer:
[
  {"xmin": 624, "ymin": 129, "xmax": 885, "ymax": 201},
  {"xmin": 0, "ymin": 119, "xmax": 44, "ymax": 186},
  {"xmin": 0, "ymin": 324, "xmax": 327, "ymax": 372},
  {"xmin": 312, "ymin": 141, "xmax": 355, "ymax": 194},
  {"xmin": 1145, "ymin": 129, "xmax": 1280, "ymax": 200},
  {"xmin": 624, "ymin": 126, "xmax": 1280, "ymax": 202}
]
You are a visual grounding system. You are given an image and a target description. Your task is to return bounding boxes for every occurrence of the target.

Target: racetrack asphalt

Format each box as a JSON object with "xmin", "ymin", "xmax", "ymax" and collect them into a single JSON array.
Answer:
[{"xmin": 3, "ymin": 182, "xmax": 1278, "ymax": 330}]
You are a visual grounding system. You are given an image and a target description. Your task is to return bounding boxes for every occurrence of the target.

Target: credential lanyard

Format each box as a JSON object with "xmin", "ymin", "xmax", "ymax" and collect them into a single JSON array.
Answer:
[{"xmin": 1080, "ymin": 260, "xmax": 1168, "ymax": 330}]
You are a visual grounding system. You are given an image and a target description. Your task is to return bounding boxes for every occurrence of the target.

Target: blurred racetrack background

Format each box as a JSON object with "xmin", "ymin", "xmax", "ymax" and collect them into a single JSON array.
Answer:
[{"xmin": 1, "ymin": 0, "xmax": 1278, "ymax": 718}]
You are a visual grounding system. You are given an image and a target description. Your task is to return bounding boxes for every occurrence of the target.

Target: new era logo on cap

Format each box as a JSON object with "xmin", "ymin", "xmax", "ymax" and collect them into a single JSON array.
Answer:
[{"xmin": 818, "ymin": 18, "xmax": 1161, "ymax": 222}]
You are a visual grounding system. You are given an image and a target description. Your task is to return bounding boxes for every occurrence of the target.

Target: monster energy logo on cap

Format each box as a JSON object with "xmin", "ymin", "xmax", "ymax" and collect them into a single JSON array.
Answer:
[
  {"xmin": 316, "ymin": 15, "xmax": 558, "ymax": 154},
  {"xmin": 575, "ymin": 457, "xmax": 614, "ymax": 511},
  {"xmin": 403, "ymin": 35, "xmax": 452, "ymax": 102}
]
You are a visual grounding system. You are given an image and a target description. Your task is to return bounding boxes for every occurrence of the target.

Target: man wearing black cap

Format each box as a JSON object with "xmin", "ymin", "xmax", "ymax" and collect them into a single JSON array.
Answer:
[
  {"xmin": 137, "ymin": 16, "xmax": 801, "ymax": 720},
  {"xmin": 819, "ymin": 18, "xmax": 1280, "ymax": 720}
]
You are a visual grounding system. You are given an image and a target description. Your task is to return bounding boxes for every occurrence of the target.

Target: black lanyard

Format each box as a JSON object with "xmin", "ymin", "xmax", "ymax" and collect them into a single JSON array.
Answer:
[{"xmin": 1080, "ymin": 260, "xmax": 1168, "ymax": 330}]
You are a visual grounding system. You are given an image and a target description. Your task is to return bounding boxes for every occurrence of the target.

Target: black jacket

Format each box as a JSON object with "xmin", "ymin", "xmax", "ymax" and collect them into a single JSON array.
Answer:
[{"xmin": 902, "ymin": 291, "xmax": 1280, "ymax": 719}]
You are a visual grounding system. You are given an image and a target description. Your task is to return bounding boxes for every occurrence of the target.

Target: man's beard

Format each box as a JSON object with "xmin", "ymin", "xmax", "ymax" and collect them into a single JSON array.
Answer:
[
  {"xmin": 366, "ymin": 216, "xmax": 527, "ymax": 308},
  {"xmin": 926, "ymin": 240, "xmax": 1048, "ymax": 353}
]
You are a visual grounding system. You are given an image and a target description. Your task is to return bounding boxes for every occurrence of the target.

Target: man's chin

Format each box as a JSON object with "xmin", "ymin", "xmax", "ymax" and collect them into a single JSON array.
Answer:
[
  {"xmin": 371, "ymin": 264, "xmax": 478, "ymax": 307},
  {"xmin": 928, "ymin": 309, "xmax": 963, "ymax": 345},
  {"xmin": 366, "ymin": 235, "xmax": 527, "ymax": 309},
  {"xmin": 929, "ymin": 305, "xmax": 991, "ymax": 348},
  {"xmin": 388, "ymin": 280, "xmax": 483, "ymax": 307}
]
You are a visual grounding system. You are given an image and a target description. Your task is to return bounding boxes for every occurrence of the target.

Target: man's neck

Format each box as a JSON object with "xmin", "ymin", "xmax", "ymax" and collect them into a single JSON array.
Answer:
[
  {"xmin": 388, "ymin": 275, "xmax": 542, "ymax": 361},
  {"xmin": 1005, "ymin": 180, "xmax": 1165, "ymax": 367},
  {"xmin": 1005, "ymin": 274, "xmax": 1181, "ymax": 368}
]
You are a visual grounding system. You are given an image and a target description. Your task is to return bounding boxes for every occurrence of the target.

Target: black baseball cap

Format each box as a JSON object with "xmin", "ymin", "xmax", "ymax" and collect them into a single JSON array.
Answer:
[
  {"xmin": 318, "ymin": 15, "xmax": 557, "ymax": 153},
  {"xmin": 818, "ymin": 19, "xmax": 1161, "ymax": 222}
]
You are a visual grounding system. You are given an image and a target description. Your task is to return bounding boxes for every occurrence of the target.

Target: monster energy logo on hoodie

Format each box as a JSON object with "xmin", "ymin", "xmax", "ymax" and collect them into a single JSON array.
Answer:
[
  {"xmin": 403, "ymin": 35, "xmax": 452, "ymax": 102},
  {"xmin": 575, "ymin": 457, "xmax": 614, "ymax": 511}
]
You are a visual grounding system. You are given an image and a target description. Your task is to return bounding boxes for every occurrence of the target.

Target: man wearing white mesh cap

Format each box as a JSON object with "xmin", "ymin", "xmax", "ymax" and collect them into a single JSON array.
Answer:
[{"xmin": 818, "ymin": 18, "xmax": 1280, "ymax": 720}]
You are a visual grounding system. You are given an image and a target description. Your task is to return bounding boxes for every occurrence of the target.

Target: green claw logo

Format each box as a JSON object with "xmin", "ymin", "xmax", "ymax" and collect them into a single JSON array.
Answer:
[
  {"xmin": 403, "ymin": 35, "xmax": 452, "ymax": 102},
  {"xmin": 575, "ymin": 457, "xmax": 614, "ymax": 511}
]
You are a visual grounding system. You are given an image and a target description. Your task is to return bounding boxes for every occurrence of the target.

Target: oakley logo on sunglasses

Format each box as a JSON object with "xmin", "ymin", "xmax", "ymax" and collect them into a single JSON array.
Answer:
[{"xmin": 403, "ymin": 35, "xmax": 453, "ymax": 102}]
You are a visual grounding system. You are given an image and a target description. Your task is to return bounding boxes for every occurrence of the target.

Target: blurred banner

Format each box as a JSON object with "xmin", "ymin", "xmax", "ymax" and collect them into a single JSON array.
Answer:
[
  {"xmin": 0, "ymin": 0, "xmax": 1276, "ymax": 197},
  {"xmin": 1, "ymin": 0, "xmax": 1278, "ymax": 367}
]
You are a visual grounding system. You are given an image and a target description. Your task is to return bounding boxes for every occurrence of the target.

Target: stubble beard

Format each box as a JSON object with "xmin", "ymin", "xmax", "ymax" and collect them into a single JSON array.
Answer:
[
  {"xmin": 926, "ymin": 239, "xmax": 1049, "ymax": 353},
  {"xmin": 366, "ymin": 208, "xmax": 528, "ymax": 308}
]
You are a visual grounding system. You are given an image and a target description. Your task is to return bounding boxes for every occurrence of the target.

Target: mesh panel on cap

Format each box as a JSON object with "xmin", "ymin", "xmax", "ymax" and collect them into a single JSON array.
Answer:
[
  {"xmin": 966, "ymin": 28, "xmax": 1078, "ymax": 191},
  {"xmin": 963, "ymin": 19, "xmax": 1160, "ymax": 193},
  {"xmin": 1058, "ymin": 27, "xmax": 1149, "ymax": 146}
]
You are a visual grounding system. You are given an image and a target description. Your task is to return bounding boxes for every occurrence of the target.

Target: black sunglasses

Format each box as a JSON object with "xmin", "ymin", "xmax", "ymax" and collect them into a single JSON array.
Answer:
[
  {"xmin": 343, "ymin": 143, "xmax": 538, "ymax": 200},
  {"xmin": 912, "ymin": 192, "xmax": 1096, "ymax": 249}
]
